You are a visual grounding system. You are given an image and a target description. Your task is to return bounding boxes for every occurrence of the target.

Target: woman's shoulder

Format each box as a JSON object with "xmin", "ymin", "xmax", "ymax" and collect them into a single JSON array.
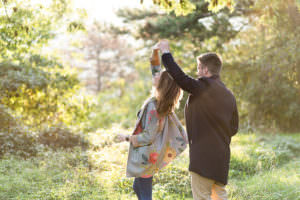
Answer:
[
  {"xmin": 142, "ymin": 97, "xmax": 157, "ymax": 109},
  {"xmin": 137, "ymin": 97, "xmax": 157, "ymax": 119}
]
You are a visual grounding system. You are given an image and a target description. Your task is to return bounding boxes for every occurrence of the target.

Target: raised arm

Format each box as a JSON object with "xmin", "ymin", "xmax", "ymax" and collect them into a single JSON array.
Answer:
[
  {"xmin": 162, "ymin": 53, "xmax": 206, "ymax": 94},
  {"xmin": 157, "ymin": 40, "xmax": 207, "ymax": 94},
  {"xmin": 150, "ymin": 48, "xmax": 162, "ymax": 87}
]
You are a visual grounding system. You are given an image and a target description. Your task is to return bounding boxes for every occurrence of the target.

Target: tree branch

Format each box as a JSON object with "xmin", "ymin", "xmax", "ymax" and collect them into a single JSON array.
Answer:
[{"xmin": 1, "ymin": 0, "xmax": 11, "ymax": 22}]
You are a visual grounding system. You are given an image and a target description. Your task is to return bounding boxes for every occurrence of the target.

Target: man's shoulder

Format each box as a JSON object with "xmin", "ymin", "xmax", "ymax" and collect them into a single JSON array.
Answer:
[
  {"xmin": 197, "ymin": 77, "xmax": 210, "ymax": 84},
  {"xmin": 197, "ymin": 74, "xmax": 220, "ymax": 82},
  {"xmin": 200, "ymin": 77, "xmax": 235, "ymax": 96},
  {"xmin": 197, "ymin": 76, "xmax": 219, "ymax": 87}
]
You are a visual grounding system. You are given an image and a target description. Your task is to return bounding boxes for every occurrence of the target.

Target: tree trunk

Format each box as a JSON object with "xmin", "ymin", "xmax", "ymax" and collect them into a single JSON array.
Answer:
[
  {"xmin": 96, "ymin": 57, "xmax": 102, "ymax": 92},
  {"xmin": 287, "ymin": 0, "xmax": 300, "ymax": 28}
]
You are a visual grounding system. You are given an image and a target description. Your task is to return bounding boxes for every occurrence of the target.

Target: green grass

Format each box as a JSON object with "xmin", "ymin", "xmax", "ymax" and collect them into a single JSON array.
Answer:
[
  {"xmin": 0, "ymin": 130, "xmax": 299, "ymax": 200},
  {"xmin": 0, "ymin": 150, "xmax": 105, "ymax": 200}
]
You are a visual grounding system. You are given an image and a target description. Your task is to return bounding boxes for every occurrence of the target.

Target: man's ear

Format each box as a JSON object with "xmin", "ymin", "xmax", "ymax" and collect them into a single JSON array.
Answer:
[{"xmin": 204, "ymin": 67, "xmax": 209, "ymax": 75}]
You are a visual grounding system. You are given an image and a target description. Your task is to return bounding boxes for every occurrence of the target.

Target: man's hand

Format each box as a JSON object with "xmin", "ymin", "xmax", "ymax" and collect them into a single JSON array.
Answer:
[{"xmin": 156, "ymin": 40, "xmax": 170, "ymax": 54}]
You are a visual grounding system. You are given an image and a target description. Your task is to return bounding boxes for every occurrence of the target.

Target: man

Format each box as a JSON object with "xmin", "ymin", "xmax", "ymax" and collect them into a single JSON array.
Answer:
[{"xmin": 157, "ymin": 40, "xmax": 239, "ymax": 200}]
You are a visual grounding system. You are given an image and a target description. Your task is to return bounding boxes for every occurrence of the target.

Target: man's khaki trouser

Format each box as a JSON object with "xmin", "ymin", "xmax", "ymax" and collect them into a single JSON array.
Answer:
[{"xmin": 190, "ymin": 171, "xmax": 228, "ymax": 200}]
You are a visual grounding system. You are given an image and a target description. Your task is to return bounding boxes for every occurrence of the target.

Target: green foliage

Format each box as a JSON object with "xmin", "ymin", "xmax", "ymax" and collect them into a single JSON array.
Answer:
[
  {"xmin": 228, "ymin": 161, "xmax": 300, "ymax": 200},
  {"xmin": 0, "ymin": 105, "xmax": 38, "ymax": 158},
  {"xmin": 0, "ymin": 0, "xmax": 85, "ymax": 58},
  {"xmin": 117, "ymin": 0, "xmax": 250, "ymax": 55},
  {"xmin": 118, "ymin": 0, "xmax": 300, "ymax": 133},
  {"xmin": 89, "ymin": 59, "xmax": 152, "ymax": 129},
  {"xmin": 0, "ymin": 152, "xmax": 104, "ymax": 200},
  {"xmin": 223, "ymin": 0, "xmax": 300, "ymax": 132},
  {"xmin": 87, "ymin": 130, "xmax": 300, "ymax": 199},
  {"xmin": 0, "ymin": 130, "xmax": 299, "ymax": 200},
  {"xmin": 0, "ymin": 128, "xmax": 38, "ymax": 158},
  {"xmin": 38, "ymin": 126, "xmax": 89, "ymax": 149},
  {"xmin": 0, "ymin": 57, "xmax": 94, "ymax": 132},
  {"xmin": 114, "ymin": 156, "xmax": 192, "ymax": 199},
  {"xmin": 142, "ymin": 0, "xmax": 235, "ymax": 15},
  {"xmin": 0, "ymin": 0, "xmax": 93, "ymax": 134},
  {"xmin": 1, "ymin": 60, "xmax": 80, "ymax": 124},
  {"xmin": 0, "ymin": 0, "xmax": 94, "ymax": 155},
  {"xmin": 116, "ymin": 1, "xmax": 266, "ymax": 129},
  {"xmin": 153, "ymin": 164, "xmax": 191, "ymax": 198},
  {"xmin": 229, "ymin": 134, "xmax": 300, "ymax": 179},
  {"xmin": 0, "ymin": 103, "xmax": 89, "ymax": 157}
]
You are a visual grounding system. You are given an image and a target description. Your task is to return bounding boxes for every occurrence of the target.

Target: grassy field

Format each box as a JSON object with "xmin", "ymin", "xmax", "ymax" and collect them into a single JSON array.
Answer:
[{"xmin": 0, "ymin": 129, "xmax": 299, "ymax": 200}]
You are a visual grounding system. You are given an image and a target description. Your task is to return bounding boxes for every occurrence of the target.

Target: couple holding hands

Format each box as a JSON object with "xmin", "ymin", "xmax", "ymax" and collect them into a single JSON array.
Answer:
[{"xmin": 117, "ymin": 40, "xmax": 239, "ymax": 200}]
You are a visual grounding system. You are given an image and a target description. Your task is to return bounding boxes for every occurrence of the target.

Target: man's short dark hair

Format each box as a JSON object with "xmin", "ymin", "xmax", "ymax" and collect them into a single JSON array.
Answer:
[{"xmin": 197, "ymin": 53, "xmax": 222, "ymax": 75}]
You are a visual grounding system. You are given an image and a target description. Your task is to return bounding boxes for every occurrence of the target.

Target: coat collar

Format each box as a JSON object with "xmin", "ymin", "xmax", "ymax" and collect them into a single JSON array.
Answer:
[{"xmin": 198, "ymin": 74, "xmax": 220, "ymax": 81}]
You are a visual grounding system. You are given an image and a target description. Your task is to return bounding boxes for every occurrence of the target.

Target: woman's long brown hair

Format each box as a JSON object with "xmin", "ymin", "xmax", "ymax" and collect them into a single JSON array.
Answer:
[{"xmin": 155, "ymin": 71, "xmax": 182, "ymax": 119}]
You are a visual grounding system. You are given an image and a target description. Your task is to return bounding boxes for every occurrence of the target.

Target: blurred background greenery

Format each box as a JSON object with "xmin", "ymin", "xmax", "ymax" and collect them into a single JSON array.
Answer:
[{"xmin": 0, "ymin": 0, "xmax": 299, "ymax": 199}]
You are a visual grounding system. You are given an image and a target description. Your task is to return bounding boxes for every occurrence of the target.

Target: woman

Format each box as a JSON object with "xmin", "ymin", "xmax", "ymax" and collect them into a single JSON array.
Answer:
[{"xmin": 118, "ymin": 49, "xmax": 187, "ymax": 200}]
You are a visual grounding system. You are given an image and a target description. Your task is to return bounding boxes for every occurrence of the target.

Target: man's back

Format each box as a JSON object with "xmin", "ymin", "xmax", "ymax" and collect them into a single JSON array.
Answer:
[
  {"xmin": 162, "ymin": 53, "xmax": 239, "ymax": 185},
  {"xmin": 185, "ymin": 76, "xmax": 238, "ymax": 185}
]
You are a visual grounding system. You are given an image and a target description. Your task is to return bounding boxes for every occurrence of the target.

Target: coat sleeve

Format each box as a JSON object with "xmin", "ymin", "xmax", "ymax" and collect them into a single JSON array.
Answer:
[
  {"xmin": 162, "ymin": 53, "xmax": 207, "ymax": 94},
  {"xmin": 230, "ymin": 102, "xmax": 239, "ymax": 136},
  {"xmin": 131, "ymin": 102, "xmax": 160, "ymax": 147}
]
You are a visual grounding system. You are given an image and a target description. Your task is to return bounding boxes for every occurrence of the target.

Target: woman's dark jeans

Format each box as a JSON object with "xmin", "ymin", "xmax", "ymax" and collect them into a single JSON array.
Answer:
[{"xmin": 133, "ymin": 177, "xmax": 153, "ymax": 200}]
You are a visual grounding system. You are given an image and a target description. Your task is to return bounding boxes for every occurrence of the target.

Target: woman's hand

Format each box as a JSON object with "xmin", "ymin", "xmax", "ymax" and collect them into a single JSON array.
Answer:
[
  {"xmin": 115, "ymin": 133, "xmax": 129, "ymax": 143},
  {"xmin": 115, "ymin": 133, "xmax": 140, "ymax": 147},
  {"xmin": 156, "ymin": 39, "xmax": 170, "ymax": 54}
]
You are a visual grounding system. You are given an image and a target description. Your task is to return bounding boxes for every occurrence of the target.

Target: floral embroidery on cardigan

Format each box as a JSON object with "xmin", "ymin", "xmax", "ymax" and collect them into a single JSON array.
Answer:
[
  {"xmin": 163, "ymin": 146, "xmax": 177, "ymax": 163},
  {"xmin": 148, "ymin": 109, "xmax": 158, "ymax": 122},
  {"xmin": 133, "ymin": 123, "xmax": 143, "ymax": 135},
  {"xmin": 126, "ymin": 98, "xmax": 188, "ymax": 178},
  {"xmin": 149, "ymin": 152, "xmax": 159, "ymax": 164}
]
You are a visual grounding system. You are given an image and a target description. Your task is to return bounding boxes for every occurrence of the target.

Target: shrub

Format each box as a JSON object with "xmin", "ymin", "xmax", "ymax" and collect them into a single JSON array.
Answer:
[
  {"xmin": 0, "ymin": 104, "xmax": 90, "ymax": 158},
  {"xmin": 0, "ymin": 105, "xmax": 38, "ymax": 158},
  {"xmin": 38, "ymin": 126, "xmax": 89, "ymax": 149},
  {"xmin": 153, "ymin": 165, "xmax": 191, "ymax": 198},
  {"xmin": 229, "ymin": 134, "xmax": 300, "ymax": 179}
]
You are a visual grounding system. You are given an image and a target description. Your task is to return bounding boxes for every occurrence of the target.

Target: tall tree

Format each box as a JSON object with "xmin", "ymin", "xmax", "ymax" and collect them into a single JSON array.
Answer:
[
  {"xmin": 139, "ymin": 0, "xmax": 236, "ymax": 15},
  {"xmin": 114, "ymin": 0, "xmax": 253, "ymax": 121},
  {"xmin": 116, "ymin": 0, "xmax": 253, "ymax": 56},
  {"xmin": 223, "ymin": 0, "xmax": 300, "ymax": 132},
  {"xmin": 0, "ymin": 0, "xmax": 90, "ymax": 129},
  {"xmin": 81, "ymin": 22, "xmax": 135, "ymax": 92}
]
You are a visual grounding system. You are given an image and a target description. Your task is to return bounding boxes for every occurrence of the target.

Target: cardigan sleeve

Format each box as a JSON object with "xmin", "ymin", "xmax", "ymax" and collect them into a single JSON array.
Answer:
[
  {"xmin": 150, "ymin": 64, "xmax": 162, "ymax": 77},
  {"xmin": 162, "ymin": 53, "xmax": 207, "ymax": 94},
  {"xmin": 131, "ymin": 102, "xmax": 160, "ymax": 147}
]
